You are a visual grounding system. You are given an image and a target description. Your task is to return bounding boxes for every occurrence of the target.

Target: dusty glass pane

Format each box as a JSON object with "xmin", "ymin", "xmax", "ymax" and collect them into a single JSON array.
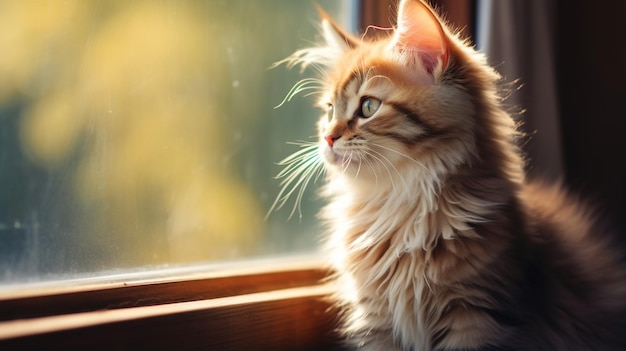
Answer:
[{"xmin": 0, "ymin": 0, "xmax": 353, "ymax": 283}]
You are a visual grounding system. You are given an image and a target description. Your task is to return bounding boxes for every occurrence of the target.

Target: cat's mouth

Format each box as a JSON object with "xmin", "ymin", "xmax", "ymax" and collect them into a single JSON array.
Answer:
[{"xmin": 322, "ymin": 144, "xmax": 354, "ymax": 167}]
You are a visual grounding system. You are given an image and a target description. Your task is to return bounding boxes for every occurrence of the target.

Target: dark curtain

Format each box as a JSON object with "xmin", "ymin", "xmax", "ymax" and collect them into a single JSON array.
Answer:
[
  {"xmin": 477, "ymin": 0, "xmax": 564, "ymax": 180},
  {"xmin": 478, "ymin": 0, "xmax": 626, "ymax": 234},
  {"xmin": 555, "ymin": 0, "xmax": 626, "ymax": 235}
]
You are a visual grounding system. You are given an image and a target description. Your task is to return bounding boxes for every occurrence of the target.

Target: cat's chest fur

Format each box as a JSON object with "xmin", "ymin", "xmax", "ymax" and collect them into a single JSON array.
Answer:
[{"xmin": 324, "ymin": 180, "xmax": 508, "ymax": 350}]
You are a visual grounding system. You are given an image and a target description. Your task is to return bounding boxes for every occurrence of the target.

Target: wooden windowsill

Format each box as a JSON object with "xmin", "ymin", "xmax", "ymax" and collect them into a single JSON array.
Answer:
[{"xmin": 0, "ymin": 255, "xmax": 346, "ymax": 350}]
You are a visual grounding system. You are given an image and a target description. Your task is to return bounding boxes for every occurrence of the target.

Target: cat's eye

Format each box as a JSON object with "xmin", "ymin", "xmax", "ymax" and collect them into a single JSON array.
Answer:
[
  {"xmin": 326, "ymin": 103, "xmax": 334, "ymax": 122},
  {"xmin": 360, "ymin": 97, "xmax": 381, "ymax": 118}
]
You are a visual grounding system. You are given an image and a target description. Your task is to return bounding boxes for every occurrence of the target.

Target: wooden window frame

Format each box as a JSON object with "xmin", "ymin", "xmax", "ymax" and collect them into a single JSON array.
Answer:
[{"xmin": 0, "ymin": 256, "xmax": 343, "ymax": 350}]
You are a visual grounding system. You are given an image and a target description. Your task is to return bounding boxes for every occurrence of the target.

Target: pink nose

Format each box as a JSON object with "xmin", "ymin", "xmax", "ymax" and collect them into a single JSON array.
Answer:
[{"xmin": 325, "ymin": 135, "xmax": 338, "ymax": 147}]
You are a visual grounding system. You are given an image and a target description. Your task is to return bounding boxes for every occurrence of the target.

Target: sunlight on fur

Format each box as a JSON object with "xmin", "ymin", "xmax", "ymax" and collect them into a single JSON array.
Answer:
[{"xmin": 271, "ymin": 0, "xmax": 626, "ymax": 350}]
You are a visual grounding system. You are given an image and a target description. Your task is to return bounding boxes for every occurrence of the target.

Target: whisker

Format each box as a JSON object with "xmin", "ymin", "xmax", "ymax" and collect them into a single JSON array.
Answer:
[
  {"xmin": 370, "ymin": 142, "xmax": 429, "ymax": 173},
  {"xmin": 275, "ymin": 78, "xmax": 324, "ymax": 109},
  {"xmin": 341, "ymin": 151, "xmax": 353, "ymax": 175},
  {"xmin": 361, "ymin": 149, "xmax": 399, "ymax": 192},
  {"xmin": 354, "ymin": 152, "xmax": 363, "ymax": 180},
  {"xmin": 266, "ymin": 141, "xmax": 323, "ymax": 220},
  {"xmin": 367, "ymin": 148, "xmax": 403, "ymax": 177},
  {"xmin": 276, "ymin": 142, "xmax": 318, "ymax": 168},
  {"xmin": 294, "ymin": 161, "xmax": 326, "ymax": 219},
  {"xmin": 361, "ymin": 155, "xmax": 379, "ymax": 186},
  {"xmin": 303, "ymin": 91, "xmax": 325, "ymax": 99},
  {"xmin": 367, "ymin": 147, "xmax": 413, "ymax": 192}
]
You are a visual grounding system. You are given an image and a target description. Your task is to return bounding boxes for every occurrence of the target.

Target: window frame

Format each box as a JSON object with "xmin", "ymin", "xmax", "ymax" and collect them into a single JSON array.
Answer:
[{"xmin": 0, "ymin": 255, "xmax": 343, "ymax": 350}]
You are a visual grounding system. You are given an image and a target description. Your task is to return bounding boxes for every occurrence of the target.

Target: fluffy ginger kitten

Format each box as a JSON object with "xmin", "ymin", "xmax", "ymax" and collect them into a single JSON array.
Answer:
[{"xmin": 272, "ymin": 0, "xmax": 626, "ymax": 350}]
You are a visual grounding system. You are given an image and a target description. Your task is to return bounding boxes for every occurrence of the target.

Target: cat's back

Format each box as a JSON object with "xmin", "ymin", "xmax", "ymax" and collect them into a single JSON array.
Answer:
[{"xmin": 516, "ymin": 180, "xmax": 626, "ymax": 350}]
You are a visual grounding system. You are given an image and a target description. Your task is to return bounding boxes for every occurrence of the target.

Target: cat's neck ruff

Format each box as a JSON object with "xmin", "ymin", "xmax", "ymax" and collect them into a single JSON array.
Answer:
[
  {"xmin": 323, "ymin": 156, "xmax": 499, "ymax": 350},
  {"xmin": 323, "ymin": 160, "xmax": 492, "ymax": 255}
]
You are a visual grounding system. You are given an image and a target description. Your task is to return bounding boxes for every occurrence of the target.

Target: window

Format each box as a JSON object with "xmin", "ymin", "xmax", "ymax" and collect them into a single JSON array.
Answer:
[{"xmin": 0, "ymin": 0, "xmax": 355, "ymax": 284}]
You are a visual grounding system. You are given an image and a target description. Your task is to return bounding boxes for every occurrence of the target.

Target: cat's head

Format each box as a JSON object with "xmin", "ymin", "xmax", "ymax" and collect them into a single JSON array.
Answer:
[
  {"xmin": 271, "ymin": 0, "xmax": 519, "ymax": 217},
  {"xmin": 284, "ymin": 0, "xmax": 507, "ymax": 189}
]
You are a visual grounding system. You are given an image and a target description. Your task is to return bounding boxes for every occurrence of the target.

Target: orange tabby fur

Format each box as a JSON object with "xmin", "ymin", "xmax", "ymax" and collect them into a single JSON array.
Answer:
[{"xmin": 275, "ymin": 1, "xmax": 626, "ymax": 350}]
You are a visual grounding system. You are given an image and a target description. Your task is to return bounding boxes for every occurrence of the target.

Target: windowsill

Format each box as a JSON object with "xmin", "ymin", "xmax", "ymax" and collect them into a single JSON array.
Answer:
[{"xmin": 0, "ymin": 255, "xmax": 346, "ymax": 350}]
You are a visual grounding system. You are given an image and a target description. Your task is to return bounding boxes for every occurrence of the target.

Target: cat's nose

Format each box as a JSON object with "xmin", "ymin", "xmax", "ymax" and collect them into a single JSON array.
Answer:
[{"xmin": 325, "ymin": 134, "xmax": 339, "ymax": 147}]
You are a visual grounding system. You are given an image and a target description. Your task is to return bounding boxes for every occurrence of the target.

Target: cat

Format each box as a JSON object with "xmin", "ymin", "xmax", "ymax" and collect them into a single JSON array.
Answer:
[{"xmin": 271, "ymin": 0, "xmax": 626, "ymax": 350}]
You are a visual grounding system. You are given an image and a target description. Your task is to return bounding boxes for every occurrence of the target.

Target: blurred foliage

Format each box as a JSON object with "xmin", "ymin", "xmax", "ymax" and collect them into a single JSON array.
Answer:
[{"xmin": 0, "ymin": 0, "xmax": 342, "ymax": 281}]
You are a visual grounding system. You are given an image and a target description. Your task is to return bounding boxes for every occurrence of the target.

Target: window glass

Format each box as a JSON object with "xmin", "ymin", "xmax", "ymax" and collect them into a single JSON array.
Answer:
[{"xmin": 0, "ymin": 0, "xmax": 354, "ymax": 284}]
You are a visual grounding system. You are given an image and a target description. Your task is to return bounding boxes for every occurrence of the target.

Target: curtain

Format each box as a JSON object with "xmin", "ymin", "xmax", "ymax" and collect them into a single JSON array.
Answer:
[{"xmin": 477, "ymin": 0, "xmax": 563, "ymax": 180}]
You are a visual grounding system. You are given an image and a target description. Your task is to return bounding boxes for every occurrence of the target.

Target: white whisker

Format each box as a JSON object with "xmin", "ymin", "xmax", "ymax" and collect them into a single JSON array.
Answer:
[
  {"xmin": 361, "ymin": 149, "xmax": 400, "ymax": 192},
  {"xmin": 341, "ymin": 151, "xmax": 354, "ymax": 175},
  {"xmin": 266, "ymin": 141, "xmax": 323, "ymax": 220},
  {"xmin": 361, "ymin": 155, "xmax": 379, "ymax": 185},
  {"xmin": 274, "ymin": 78, "xmax": 324, "ymax": 109},
  {"xmin": 370, "ymin": 142, "xmax": 429, "ymax": 173},
  {"xmin": 354, "ymin": 152, "xmax": 363, "ymax": 180},
  {"xmin": 367, "ymin": 74, "xmax": 393, "ymax": 85}
]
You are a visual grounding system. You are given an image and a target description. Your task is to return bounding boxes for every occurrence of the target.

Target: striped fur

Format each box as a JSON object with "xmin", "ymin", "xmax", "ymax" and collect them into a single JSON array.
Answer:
[{"xmin": 274, "ymin": 1, "xmax": 626, "ymax": 349}]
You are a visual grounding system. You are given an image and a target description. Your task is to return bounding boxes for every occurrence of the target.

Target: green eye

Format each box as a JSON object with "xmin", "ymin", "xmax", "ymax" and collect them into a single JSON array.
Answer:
[
  {"xmin": 360, "ymin": 97, "xmax": 381, "ymax": 118},
  {"xmin": 326, "ymin": 104, "xmax": 334, "ymax": 122}
]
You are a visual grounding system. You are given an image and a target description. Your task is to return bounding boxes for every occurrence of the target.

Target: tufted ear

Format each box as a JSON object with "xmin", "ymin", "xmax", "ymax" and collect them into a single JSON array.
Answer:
[
  {"xmin": 273, "ymin": 5, "xmax": 359, "ymax": 72},
  {"xmin": 389, "ymin": 0, "xmax": 449, "ymax": 84},
  {"xmin": 315, "ymin": 4, "xmax": 359, "ymax": 52}
]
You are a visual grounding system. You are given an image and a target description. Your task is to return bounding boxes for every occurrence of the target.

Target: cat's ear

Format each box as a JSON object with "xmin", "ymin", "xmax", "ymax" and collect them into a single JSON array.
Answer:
[
  {"xmin": 316, "ymin": 4, "xmax": 359, "ymax": 52},
  {"xmin": 389, "ymin": 0, "xmax": 449, "ymax": 84},
  {"xmin": 272, "ymin": 6, "xmax": 358, "ymax": 72}
]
